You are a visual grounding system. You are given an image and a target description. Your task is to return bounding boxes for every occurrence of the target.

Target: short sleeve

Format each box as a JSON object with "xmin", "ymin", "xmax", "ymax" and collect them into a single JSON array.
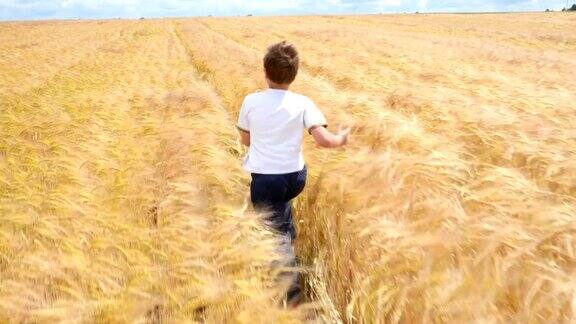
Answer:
[
  {"xmin": 303, "ymin": 98, "xmax": 327, "ymax": 133},
  {"xmin": 237, "ymin": 97, "xmax": 250, "ymax": 132}
]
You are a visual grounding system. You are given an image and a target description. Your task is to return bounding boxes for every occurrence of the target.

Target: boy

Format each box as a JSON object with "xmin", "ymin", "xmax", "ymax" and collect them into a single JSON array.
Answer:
[{"xmin": 236, "ymin": 41, "xmax": 349, "ymax": 301}]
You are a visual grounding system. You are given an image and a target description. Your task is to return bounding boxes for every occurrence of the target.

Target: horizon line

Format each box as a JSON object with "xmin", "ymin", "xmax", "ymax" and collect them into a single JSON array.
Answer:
[{"xmin": 1, "ymin": 9, "xmax": 570, "ymax": 23}]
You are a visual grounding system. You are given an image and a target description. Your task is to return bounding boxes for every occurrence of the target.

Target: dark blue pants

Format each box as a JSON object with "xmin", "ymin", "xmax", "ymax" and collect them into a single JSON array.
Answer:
[
  {"xmin": 250, "ymin": 166, "xmax": 307, "ymax": 240},
  {"xmin": 250, "ymin": 166, "xmax": 307, "ymax": 304}
]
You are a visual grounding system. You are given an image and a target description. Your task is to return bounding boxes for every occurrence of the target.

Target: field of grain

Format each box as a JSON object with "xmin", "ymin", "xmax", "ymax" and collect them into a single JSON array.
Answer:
[{"xmin": 1, "ymin": 13, "xmax": 575, "ymax": 323}]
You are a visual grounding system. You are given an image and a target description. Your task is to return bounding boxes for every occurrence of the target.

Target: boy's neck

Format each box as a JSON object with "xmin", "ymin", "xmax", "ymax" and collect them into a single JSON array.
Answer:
[
  {"xmin": 269, "ymin": 86, "xmax": 289, "ymax": 91},
  {"xmin": 267, "ymin": 82, "xmax": 290, "ymax": 90}
]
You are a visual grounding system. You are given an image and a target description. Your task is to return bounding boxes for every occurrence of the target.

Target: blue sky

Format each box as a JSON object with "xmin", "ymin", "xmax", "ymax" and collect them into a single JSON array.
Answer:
[{"xmin": 0, "ymin": 0, "xmax": 570, "ymax": 21}]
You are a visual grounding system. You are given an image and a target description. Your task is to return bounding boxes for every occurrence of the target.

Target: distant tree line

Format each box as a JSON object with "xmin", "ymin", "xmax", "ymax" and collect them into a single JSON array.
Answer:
[{"xmin": 546, "ymin": 4, "xmax": 576, "ymax": 11}]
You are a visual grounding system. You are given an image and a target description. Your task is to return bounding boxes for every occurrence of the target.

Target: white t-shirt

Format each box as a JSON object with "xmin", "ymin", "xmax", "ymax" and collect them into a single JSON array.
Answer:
[{"xmin": 237, "ymin": 89, "xmax": 327, "ymax": 174}]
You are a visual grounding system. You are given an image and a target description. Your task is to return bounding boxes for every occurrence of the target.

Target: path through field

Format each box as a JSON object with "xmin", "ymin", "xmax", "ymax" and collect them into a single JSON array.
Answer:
[{"xmin": 1, "ymin": 13, "xmax": 576, "ymax": 323}]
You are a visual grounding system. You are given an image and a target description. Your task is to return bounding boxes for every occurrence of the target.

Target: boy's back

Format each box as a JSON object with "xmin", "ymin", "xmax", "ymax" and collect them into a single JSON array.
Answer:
[{"xmin": 237, "ymin": 89, "xmax": 326, "ymax": 174}]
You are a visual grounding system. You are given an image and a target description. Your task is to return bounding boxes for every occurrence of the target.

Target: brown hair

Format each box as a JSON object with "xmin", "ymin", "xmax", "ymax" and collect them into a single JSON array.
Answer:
[{"xmin": 263, "ymin": 41, "xmax": 299, "ymax": 84}]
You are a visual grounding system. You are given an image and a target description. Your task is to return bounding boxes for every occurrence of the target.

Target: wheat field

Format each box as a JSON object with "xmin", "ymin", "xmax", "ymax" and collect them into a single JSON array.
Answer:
[{"xmin": 1, "ymin": 12, "xmax": 575, "ymax": 323}]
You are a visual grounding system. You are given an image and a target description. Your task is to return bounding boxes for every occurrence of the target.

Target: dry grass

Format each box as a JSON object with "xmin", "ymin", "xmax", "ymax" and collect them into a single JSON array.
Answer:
[{"xmin": 1, "ymin": 13, "xmax": 576, "ymax": 323}]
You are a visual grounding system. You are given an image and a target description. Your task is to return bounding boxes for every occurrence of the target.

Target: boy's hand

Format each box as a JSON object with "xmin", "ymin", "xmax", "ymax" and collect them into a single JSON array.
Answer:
[
  {"xmin": 337, "ymin": 125, "xmax": 351, "ymax": 146},
  {"xmin": 311, "ymin": 124, "xmax": 351, "ymax": 148}
]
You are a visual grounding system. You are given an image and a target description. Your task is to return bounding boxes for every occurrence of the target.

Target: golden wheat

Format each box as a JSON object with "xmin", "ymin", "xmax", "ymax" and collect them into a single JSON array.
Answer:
[
  {"xmin": 1, "ymin": 13, "xmax": 575, "ymax": 323},
  {"xmin": 0, "ymin": 20, "xmax": 304, "ymax": 322}
]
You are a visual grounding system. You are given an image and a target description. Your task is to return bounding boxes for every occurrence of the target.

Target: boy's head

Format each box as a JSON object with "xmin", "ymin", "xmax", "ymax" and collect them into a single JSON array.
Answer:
[{"xmin": 264, "ymin": 41, "xmax": 299, "ymax": 86}]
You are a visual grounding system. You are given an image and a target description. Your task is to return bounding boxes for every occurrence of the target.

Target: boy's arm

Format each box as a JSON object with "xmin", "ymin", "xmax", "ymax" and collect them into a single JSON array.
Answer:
[
  {"xmin": 238, "ymin": 128, "xmax": 250, "ymax": 146},
  {"xmin": 303, "ymin": 98, "xmax": 348, "ymax": 148},
  {"xmin": 310, "ymin": 125, "xmax": 350, "ymax": 148},
  {"xmin": 237, "ymin": 97, "xmax": 250, "ymax": 146}
]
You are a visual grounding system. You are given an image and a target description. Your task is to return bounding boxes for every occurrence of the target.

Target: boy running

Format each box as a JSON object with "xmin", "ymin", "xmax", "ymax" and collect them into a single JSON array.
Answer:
[{"xmin": 236, "ymin": 41, "xmax": 349, "ymax": 301}]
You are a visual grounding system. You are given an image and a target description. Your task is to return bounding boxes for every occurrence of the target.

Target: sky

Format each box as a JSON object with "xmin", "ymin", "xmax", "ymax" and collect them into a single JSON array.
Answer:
[{"xmin": 0, "ymin": 0, "xmax": 570, "ymax": 21}]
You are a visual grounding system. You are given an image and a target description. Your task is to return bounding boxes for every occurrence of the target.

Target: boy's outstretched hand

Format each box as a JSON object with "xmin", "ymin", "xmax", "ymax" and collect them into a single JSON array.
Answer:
[
  {"xmin": 337, "ymin": 125, "xmax": 351, "ymax": 146},
  {"xmin": 311, "ymin": 125, "xmax": 351, "ymax": 148}
]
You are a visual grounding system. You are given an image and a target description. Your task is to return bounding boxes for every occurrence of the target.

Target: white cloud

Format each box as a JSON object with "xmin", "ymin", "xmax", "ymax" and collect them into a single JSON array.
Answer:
[{"xmin": 379, "ymin": 0, "xmax": 404, "ymax": 6}]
